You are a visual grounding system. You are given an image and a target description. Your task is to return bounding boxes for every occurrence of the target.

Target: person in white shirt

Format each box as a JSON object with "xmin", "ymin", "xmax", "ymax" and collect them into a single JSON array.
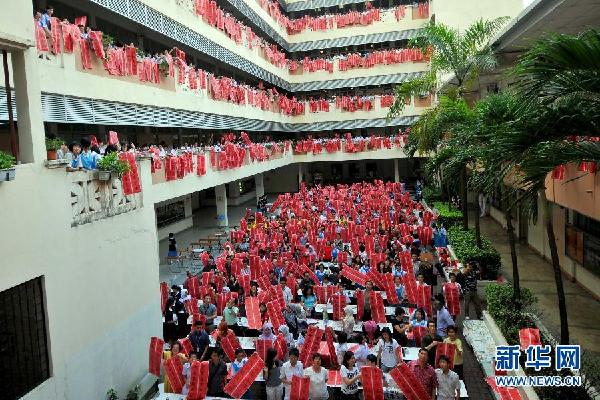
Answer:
[
  {"xmin": 281, "ymin": 348, "xmax": 304, "ymax": 400},
  {"xmin": 377, "ymin": 327, "xmax": 401, "ymax": 373},
  {"xmin": 340, "ymin": 351, "xmax": 361, "ymax": 399},
  {"xmin": 335, "ymin": 332, "xmax": 349, "ymax": 367},
  {"xmin": 181, "ymin": 352, "xmax": 198, "ymax": 395},
  {"xmin": 281, "ymin": 277, "xmax": 294, "ymax": 305},
  {"xmin": 231, "ymin": 349, "xmax": 248, "ymax": 376},
  {"xmin": 353, "ymin": 334, "xmax": 370, "ymax": 368},
  {"xmin": 435, "ymin": 355, "xmax": 460, "ymax": 400},
  {"xmin": 304, "ymin": 354, "xmax": 328, "ymax": 400}
]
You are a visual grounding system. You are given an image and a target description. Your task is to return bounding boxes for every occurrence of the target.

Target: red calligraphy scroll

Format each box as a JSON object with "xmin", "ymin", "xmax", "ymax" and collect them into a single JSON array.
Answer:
[
  {"xmin": 486, "ymin": 377, "xmax": 522, "ymax": 400},
  {"xmin": 443, "ymin": 283, "xmax": 461, "ymax": 317},
  {"xmin": 332, "ymin": 294, "xmax": 346, "ymax": 321},
  {"xmin": 224, "ymin": 353, "xmax": 265, "ymax": 399},
  {"xmin": 148, "ymin": 336, "xmax": 164, "ymax": 376},
  {"xmin": 245, "ymin": 297, "xmax": 262, "ymax": 330},
  {"xmin": 389, "ymin": 363, "xmax": 431, "ymax": 400},
  {"xmin": 290, "ymin": 375, "xmax": 310, "ymax": 400},
  {"xmin": 221, "ymin": 330, "xmax": 241, "ymax": 361},
  {"xmin": 255, "ymin": 339, "xmax": 273, "ymax": 361},
  {"xmin": 341, "ymin": 266, "xmax": 367, "ymax": 286},
  {"xmin": 383, "ymin": 273, "xmax": 400, "ymax": 304},
  {"xmin": 299, "ymin": 325, "xmax": 323, "ymax": 366},
  {"xmin": 416, "ymin": 284, "xmax": 433, "ymax": 316},
  {"xmin": 164, "ymin": 355, "xmax": 185, "ymax": 394},
  {"xmin": 178, "ymin": 337, "xmax": 193, "ymax": 356},
  {"xmin": 325, "ymin": 327, "xmax": 339, "ymax": 369},
  {"xmin": 187, "ymin": 360, "xmax": 209, "ymax": 400},
  {"xmin": 361, "ymin": 365, "xmax": 384, "ymax": 400},
  {"xmin": 160, "ymin": 282, "xmax": 169, "ymax": 313},
  {"xmin": 370, "ymin": 292, "xmax": 386, "ymax": 323},
  {"xmin": 267, "ymin": 300, "xmax": 286, "ymax": 330},
  {"xmin": 519, "ymin": 328, "xmax": 542, "ymax": 351},
  {"xmin": 435, "ymin": 342, "xmax": 456, "ymax": 369},
  {"xmin": 275, "ymin": 333, "xmax": 287, "ymax": 360}
]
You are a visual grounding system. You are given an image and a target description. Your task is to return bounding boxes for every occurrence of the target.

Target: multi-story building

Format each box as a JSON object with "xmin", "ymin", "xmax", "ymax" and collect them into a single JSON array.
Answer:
[{"xmin": 0, "ymin": 0, "xmax": 522, "ymax": 399}]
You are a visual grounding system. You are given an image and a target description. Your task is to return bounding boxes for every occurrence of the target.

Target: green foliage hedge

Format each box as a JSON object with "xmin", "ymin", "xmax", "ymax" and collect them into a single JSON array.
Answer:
[
  {"xmin": 423, "ymin": 186, "xmax": 443, "ymax": 203},
  {"xmin": 432, "ymin": 201, "xmax": 463, "ymax": 228},
  {"xmin": 485, "ymin": 283, "xmax": 537, "ymax": 344},
  {"xmin": 448, "ymin": 226, "xmax": 501, "ymax": 279}
]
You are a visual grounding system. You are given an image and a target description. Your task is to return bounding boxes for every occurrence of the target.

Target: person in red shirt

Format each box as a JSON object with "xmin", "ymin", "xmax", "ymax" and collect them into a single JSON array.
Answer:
[{"xmin": 409, "ymin": 348, "xmax": 438, "ymax": 399}]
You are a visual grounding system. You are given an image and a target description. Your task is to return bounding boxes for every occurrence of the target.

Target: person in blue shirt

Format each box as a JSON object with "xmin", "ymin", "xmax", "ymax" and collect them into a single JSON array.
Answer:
[
  {"xmin": 434, "ymin": 300, "xmax": 455, "ymax": 339},
  {"xmin": 301, "ymin": 287, "xmax": 317, "ymax": 317},
  {"xmin": 79, "ymin": 138, "xmax": 101, "ymax": 170},
  {"xmin": 40, "ymin": 6, "xmax": 53, "ymax": 30},
  {"xmin": 315, "ymin": 264, "xmax": 326, "ymax": 283},
  {"xmin": 358, "ymin": 263, "xmax": 370, "ymax": 275}
]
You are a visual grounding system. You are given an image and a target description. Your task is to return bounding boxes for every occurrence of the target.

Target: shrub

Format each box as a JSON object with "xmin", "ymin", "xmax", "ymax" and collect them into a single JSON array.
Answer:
[
  {"xmin": 448, "ymin": 226, "xmax": 501, "ymax": 279},
  {"xmin": 433, "ymin": 201, "xmax": 463, "ymax": 228},
  {"xmin": 97, "ymin": 152, "xmax": 130, "ymax": 177},
  {"xmin": 423, "ymin": 186, "xmax": 443, "ymax": 203},
  {"xmin": 485, "ymin": 283, "xmax": 537, "ymax": 344},
  {"xmin": 0, "ymin": 151, "xmax": 16, "ymax": 169}
]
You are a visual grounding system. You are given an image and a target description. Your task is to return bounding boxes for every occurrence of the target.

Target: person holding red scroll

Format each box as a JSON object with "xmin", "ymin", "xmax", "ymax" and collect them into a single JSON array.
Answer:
[{"xmin": 304, "ymin": 353, "xmax": 329, "ymax": 400}]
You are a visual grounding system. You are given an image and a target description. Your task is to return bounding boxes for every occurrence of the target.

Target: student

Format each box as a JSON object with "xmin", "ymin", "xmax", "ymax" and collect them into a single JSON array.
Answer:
[
  {"xmin": 335, "ymin": 332, "xmax": 349, "ymax": 367},
  {"xmin": 409, "ymin": 348, "xmax": 437, "ymax": 400},
  {"xmin": 188, "ymin": 321, "xmax": 210, "ymax": 360},
  {"xmin": 435, "ymin": 355, "xmax": 460, "ymax": 400},
  {"xmin": 207, "ymin": 349, "xmax": 228, "ymax": 397},
  {"xmin": 66, "ymin": 142, "xmax": 82, "ymax": 171},
  {"xmin": 443, "ymin": 326, "xmax": 464, "ymax": 380},
  {"xmin": 168, "ymin": 233, "xmax": 177, "ymax": 257},
  {"xmin": 422, "ymin": 321, "xmax": 443, "ymax": 367},
  {"xmin": 304, "ymin": 353, "xmax": 329, "ymax": 400},
  {"xmin": 223, "ymin": 297, "xmax": 240, "ymax": 335},
  {"xmin": 435, "ymin": 300, "xmax": 454, "ymax": 339},
  {"xmin": 340, "ymin": 351, "xmax": 362, "ymax": 399},
  {"xmin": 365, "ymin": 354, "xmax": 378, "ymax": 367},
  {"xmin": 301, "ymin": 287, "xmax": 317, "ymax": 317},
  {"xmin": 259, "ymin": 322, "xmax": 276, "ymax": 341},
  {"xmin": 231, "ymin": 349, "xmax": 248, "ymax": 375},
  {"xmin": 263, "ymin": 348, "xmax": 283, "ymax": 400},
  {"xmin": 392, "ymin": 306, "xmax": 409, "ymax": 347},
  {"xmin": 199, "ymin": 295, "xmax": 217, "ymax": 332},
  {"xmin": 163, "ymin": 342, "xmax": 188, "ymax": 393},
  {"xmin": 182, "ymin": 352, "xmax": 198, "ymax": 395},
  {"xmin": 377, "ymin": 327, "xmax": 401, "ymax": 373},
  {"xmin": 281, "ymin": 348, "xmax": 304, "ymax": 400},
  {"xmin": 79, "ymin": 137, "xmax": 101, "ymax": 170},
  {"xmin": 342, "ymin": 305, "xmax": 355, "ymax": 336},
  {"xmin": 411, "ymin": 308, "xmax": 428, "ymax": 328}
]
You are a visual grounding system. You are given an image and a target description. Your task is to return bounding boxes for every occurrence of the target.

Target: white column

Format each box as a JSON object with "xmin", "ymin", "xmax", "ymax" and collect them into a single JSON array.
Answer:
[
  {"xmin": 394, "ymin": 159, "xmax": 400, "ymax": 183},
  {"xmin": 298, "ymin": 164, "xmax": 304, "ymax": 187},
  {"xmin": 255, "ymin": 173, "xmax": 264, "ymax": 201},
  {"xmin": 228, "ymin": 181, "xmax": 240, "ymax": 199},
  {"xmin": 11, "ymin": 49, "xmax": 45, "ymax": 163},
  {"xmin": 215, "ymin": 184, "xmax": 228, "ymax": 227}
]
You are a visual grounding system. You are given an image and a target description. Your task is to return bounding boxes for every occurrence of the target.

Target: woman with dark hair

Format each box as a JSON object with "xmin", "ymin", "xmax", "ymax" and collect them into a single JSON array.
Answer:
[
  {"xmin": 263, "ymin": 347, "xmax": 283, "ymax": 400},
  {"xmin": 301, "ymin": 286, "xmax": 317, "ymax": 317},
  {"xmin": 377, "ymin": 327, "xmax": 401, "ymax": 373},
  {"xmin": 341, "ymin": 351, "xmax": 361, "ymax": 399},
  {"xmin": 304, "ymin": 353, "xmax": 328, "ymax": 400}
]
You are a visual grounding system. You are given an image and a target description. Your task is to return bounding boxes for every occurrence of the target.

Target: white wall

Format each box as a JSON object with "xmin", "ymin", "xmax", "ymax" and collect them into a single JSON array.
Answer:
[
  {"xmin": 0, "ymin": 161, "xmax": 160, "ymax": 400},
  {"xmin": 432, "ymin": 0, "xmax": 524, "ymax": 32}
]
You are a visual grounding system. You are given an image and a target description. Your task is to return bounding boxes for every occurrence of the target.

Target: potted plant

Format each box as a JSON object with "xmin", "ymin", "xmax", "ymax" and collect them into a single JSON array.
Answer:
[
  {"xmin": 45, "ymin": 138, "xmax": 63, "ymax": 161},
  {"xmin": 106, "ymin": 388, "xmax": 118, "ymax": 400},
  {"xmin": 0, "ymin": 151, "xmax": 16, "ymax": 182},
  {"xmin": 97, "ymin": 152, "xmax": 130, "ymax": 181}
]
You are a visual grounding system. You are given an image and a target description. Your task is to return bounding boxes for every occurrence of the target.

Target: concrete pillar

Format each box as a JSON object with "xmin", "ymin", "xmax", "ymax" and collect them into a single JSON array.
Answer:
[
  {"xmin": 228, "ymin": 181, "xmax": 240, "ymax": 199},
  {"xmin": 298, "ymin": 163, "xmax": 304, "ymax": 186},
  {"xmin": 255, "ymin": 173, "xmax": 264, "ymax": 201},
  {"xmin": 11, "ymin": 49, "xmax": 45, "ymax": 163},
  {"xmin": 215, "ymin": 184, "xmax": 228, "ymax": 227},
  {"xmin": 394, "ymin": 159, "xmax": 400, "ymax": 183}
]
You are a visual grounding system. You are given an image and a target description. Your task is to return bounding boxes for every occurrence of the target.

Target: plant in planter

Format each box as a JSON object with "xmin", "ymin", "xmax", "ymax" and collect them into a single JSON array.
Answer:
[
  {"xmin": 0, "ymin": 150, "xmax": 16, "ymax": 182},
  {"xmin": 106, "ymin": 388, "xmax": 118, "ymax": 400},
  {"xmin": 97, "ymin": 152, "xmax": 130, "ymax": 181},
  {"xmin": 125, "ymin": 384, "xmax": 140, "ymax": 400},
  {"xmin": 45, "ymin": 137, "xmax": 63, "ymax": 161}
]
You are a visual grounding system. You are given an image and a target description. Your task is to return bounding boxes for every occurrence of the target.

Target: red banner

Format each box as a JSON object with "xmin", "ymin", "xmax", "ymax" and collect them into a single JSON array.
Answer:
[
  {"xmin": 332, "ymin": 294, "xmax": 346, "ymax": 321},
  {"xmin": 341, "ymin": 266, "xmax": 367, "ymax": 286},
  {"xmin": 416, "ymin": 284, "xmax": 432, "ymax": 316},
  {"xmin": 299, "ymin": 325, "xmax": 324, "ymax": 366},
  {"xmin": 221, "ymin": 331, "xmax": 241, "ymax": 362},
  {"xmin": 290, "ymin": 375, "xmax": 310, "ymax": 400},
  {"xmin": 435, "ymin": 342, "xmax": 456, "ymax": 369},
  {"xmin": 370, "ymin": 292, "xmax": 386, "ymax": 323},
  {"xmin": 267, "ymin": 300, "xmax": 286, "ymax": 330},
  {"xmin": 519, "ymin": 328, "xmax": 542, "ymax": 351},
  {"xmin": 163, "ymin": 355, "xmax": 185, "ymax": 394},
  {"xmin": 245, "ymin": 297, "xmax": 262, "ymax": 330},
  {"xmin": 160, "ymin": 282, "xmax": 169, "ymax": 313},
  {"xmin": 383, "ymin": 273, "xmax": 400, "ymax": 304},
  {"xmin": 389, "ymin": 362, "xmax": 431, "ymax": 400},
  {"xmin": 187, "ymin": 360, "xmax": 209, "ymax": 400},
  {"xmin": 148, "ymin": 336, "xmax": 164, "ymax": 377},
  {"xmin": 255, "ymin": 339, "xmax": 273, "ymax": 361},
  {"xmin": 224, "ymin": 353, "xmax": 265, "ymax": 399},
  {"xmin": 325, "ymin": 327, "xmax": 339, "ymax": 369},
  {"xmin": 443, "ymin": 283, "xmax": 461, "ymax": 317},
  {"xmin": 361, "ymin": 365, "xmax": 384, "ymax": 400}
]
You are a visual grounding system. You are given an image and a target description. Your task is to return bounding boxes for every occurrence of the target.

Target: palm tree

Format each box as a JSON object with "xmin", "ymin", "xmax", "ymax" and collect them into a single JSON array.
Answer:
[
  {"xmin": 481, "ymin": 30, "xmax": 600, "ymax": 344},
  {"xmin": 389, "ymin": 17, "xmax": 510, "ymax": 230}
]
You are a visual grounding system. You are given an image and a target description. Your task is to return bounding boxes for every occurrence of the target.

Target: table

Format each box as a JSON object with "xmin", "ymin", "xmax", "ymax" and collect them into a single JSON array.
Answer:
[
  {"xmin": 314, "ymin": 303, "xmax": 400, "ymax": 316},
  {"xmin": 307, "ymin": 318, "xmax": 392, "ymax": 333},
  {"xmin": 342, "ymin": 289, "xmax": 388, "ymax": 300},
  {"xmin": 385, "ymin": 374, "xmax": 468, "ymax": 398},
  {"xmin": 209, "ymin": 335, "xmax": 257, "ymax": 349}
]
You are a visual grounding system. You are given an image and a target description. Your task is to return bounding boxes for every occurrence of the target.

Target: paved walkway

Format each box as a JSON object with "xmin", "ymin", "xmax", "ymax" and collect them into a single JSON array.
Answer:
[{"xmin": 476, "ymin": 214, "xmax": 600, "ymax": 354}]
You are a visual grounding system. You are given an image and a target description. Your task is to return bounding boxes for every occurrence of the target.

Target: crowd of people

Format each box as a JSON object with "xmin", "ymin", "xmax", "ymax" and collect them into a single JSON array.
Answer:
[{"xmin": 157, "ymin": 181, "xmax": 483, "ymax": 399}]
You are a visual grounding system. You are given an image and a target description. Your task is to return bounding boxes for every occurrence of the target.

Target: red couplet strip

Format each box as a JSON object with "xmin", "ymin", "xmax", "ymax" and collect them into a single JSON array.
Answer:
[
  {"xmin": 224, "ymin": 353, "xmax": 265, "ymax": 399},
  {"xmin": 163, "ymin": 355, "xmax": 185, "ymax": 394},
  {"xmin": 519, "ymin": 328, "xmax": 541, "ymax": 351},
  {"xmin": 245, "ymin": 297, "xmax": 262, "ymax": 330},
  {"xmin": 435, "ymin": 342, "xmax": 456, "ymax": 369},
  {"xmin": 361, "ymin": 365, "xmax": 384, "ymax": 400},
  {"xmin": 290, "ymin": 375, "xmax": 311, "ymax": 400},
  {"xmin": 221, "ymin": 331, "xmax": 241, "ymax": 362},
  {"xmin": 325, "ymin": 327, "xmax": 339, "ymax": 369},
  {"xmin": 187, "ymin": 360, "xmax": 209, "ymax": 400},
  {"xmin": 299, "ymin": 326, "xmax": 324, "ymax": 366},
  {"xmin": 389, "ymin": 363, "xmax": 431, "ymax": 400},
  {"xmin": 148, "ymin": 336, "xmax": 164, "ymax": 377}
]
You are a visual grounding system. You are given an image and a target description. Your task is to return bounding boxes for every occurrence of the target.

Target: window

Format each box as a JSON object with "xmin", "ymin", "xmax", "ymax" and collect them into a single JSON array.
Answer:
[
  {"xmin": 566, "ymin": 212, "xmax": 600, "ymax": 276},
  {"xmin": 0, "ymin": 277, "xmax": 50, "ymax": 400},
  {"xmin": 156, "ymin": 200, "xmax": 185, "ymax": 228}
]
